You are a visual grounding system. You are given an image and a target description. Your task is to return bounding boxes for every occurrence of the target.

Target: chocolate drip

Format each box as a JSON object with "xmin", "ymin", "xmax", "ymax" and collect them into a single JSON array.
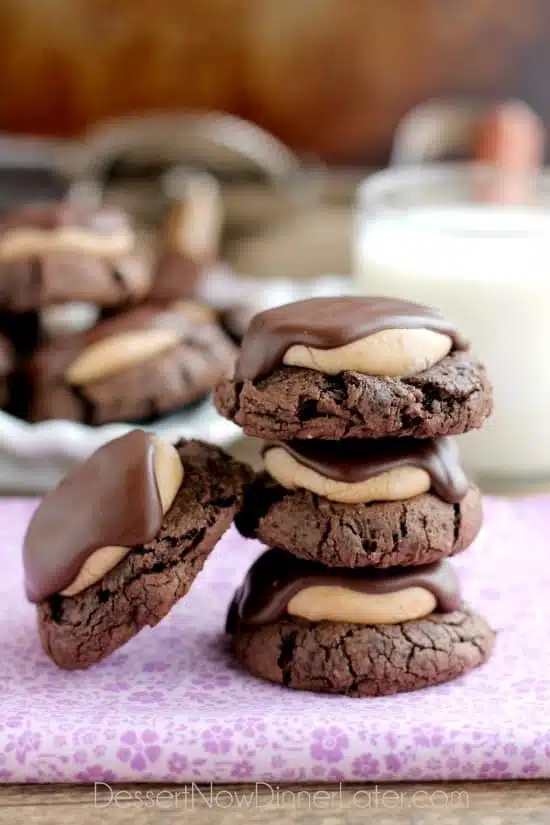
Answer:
[
  {"xmin": 23, "ymin": 430, "xmax": 163, "ymax": 602},
  {"xmin": 227, "ymin": 549, "xmax": 461, "ymax": 632},
  {"xmin": 263, "ymin": 437, "xmax": 468, "ymax": 504},
  {"xmin": 235, "ymin": 296, "xmax": 468, "ymax": 381}
]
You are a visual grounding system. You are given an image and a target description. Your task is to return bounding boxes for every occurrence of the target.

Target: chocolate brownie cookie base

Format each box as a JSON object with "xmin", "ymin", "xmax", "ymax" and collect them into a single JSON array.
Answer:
[
  {"xmin": 29, "ymin": 327, "xmax": 236, "ymax": 424},
  {"xmin": 215, "ymin": 351, "xmax": 493, "ymax": 440},
  {"xmin": 236, "ymin": 475, "xmax": 482, "ymax": 568},
  {"xmin": 232, "ymin": 608, "xmax": 495, "ymax": 697},
  {"xmin": 37, "ymin": 440, "xmax": 253, "ymax": 670}
]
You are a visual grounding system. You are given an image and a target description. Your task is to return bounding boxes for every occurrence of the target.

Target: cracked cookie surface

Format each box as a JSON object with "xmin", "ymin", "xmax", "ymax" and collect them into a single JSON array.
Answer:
[
  {"xmin": 232, "ymin": 608, "xmax": 495, "ymax": 696},
  {"xmin": 37, "ymin": 440, "xmax": 253, "ymax": 669},
  {"xmin": 235, "ymin": 475, "xmax": 482, "ymax": 568},
  {"xmin": 215, "ymin": 351, "xmax": 492, "ymax": 440}
]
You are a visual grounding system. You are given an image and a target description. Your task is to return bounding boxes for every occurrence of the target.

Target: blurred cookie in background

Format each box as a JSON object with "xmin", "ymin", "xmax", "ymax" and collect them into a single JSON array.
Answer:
[
  {"xmin": 27, "ymin": 303, "xmax": 236, "ymax": 425},
  {"xmin": 0, "ymin": 202, "xmax": 152, "ymax": 313},
  {"xmin": 153, "ymin": 170, "xmax": 261, "ymax": 344},
  {"xmin": 151, "ymin": 171, "xmax": 223, "ymax": 304}
]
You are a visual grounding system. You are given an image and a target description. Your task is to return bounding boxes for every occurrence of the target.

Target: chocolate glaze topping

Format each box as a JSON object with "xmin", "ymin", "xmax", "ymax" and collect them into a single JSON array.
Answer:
[
  {"xmin": 23, "ymin": 430, "xmax": 164, "ymax": 603},
  {"xmin": 0, "ymin": 203, "xmax": 131, "ymax": 236},
  {"xmin": 235, "ymin": 296, "xmax": 468, "ymax": 381},
  {"xmin": 226, "ymin": 549, "xmax": 461, "ymax": 632},
  {"xmin": 263, "ymin": 437, "xmax": 468, "ymax": 504}
]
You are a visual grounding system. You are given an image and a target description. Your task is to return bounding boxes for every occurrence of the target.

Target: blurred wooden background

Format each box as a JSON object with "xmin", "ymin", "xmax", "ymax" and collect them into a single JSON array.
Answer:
[{"xmin": 1, "ymin": 0, "xmax": 550, "ymax": 163}]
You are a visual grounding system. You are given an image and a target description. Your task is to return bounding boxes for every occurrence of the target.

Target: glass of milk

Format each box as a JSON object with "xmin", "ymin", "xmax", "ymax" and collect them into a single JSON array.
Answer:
[{"xmin": 355, "ymin": 163, "xmax": 550, "ymax": 492}]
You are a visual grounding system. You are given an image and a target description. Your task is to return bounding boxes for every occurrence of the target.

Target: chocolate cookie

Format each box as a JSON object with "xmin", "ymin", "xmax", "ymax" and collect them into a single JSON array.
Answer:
[
  {"xmin": 24, "ymin": 433, "xmax": 253, "ymax": 669},
  {"xmin": 0, "ymin": 203, "xmax": 151, "ymax": 311},
  {"xmin": 228, "ymin": 548, "xmax": 462, "ymax": 629},
  {"xmin": 231, "ymin": 610, "xmax": 495, "ymax": 697},
  {"xmin": 228, "ymin": 547, "xmax": 494, "ymax": 696},
  {"xmin": 235, "ymin": 474, "xmax": 482, "ymax": 568},
  {"xmin": 215, "ymin": 351, "xmax": 493, "ymax": 440},
  {"xmin": 27, "ymin": 304, "xmax": 236, "ymax": 424}
]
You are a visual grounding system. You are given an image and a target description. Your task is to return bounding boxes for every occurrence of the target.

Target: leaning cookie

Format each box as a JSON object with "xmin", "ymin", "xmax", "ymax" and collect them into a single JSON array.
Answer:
[
  {"xmin": 227, "ymin": 549, "xmax": 495, "ymax": 697},
  {"xmin": 27, "ymin": 303, "xmax": 236, "ymax": 424},
  {"xmin": 23, "ymin": 431, "xmax": 253, "ymax": 669},
  {"xmin": 236, "ymin": 437, "xmax": 482, "ymax": 567},
  {"xmin": 215, "ymin": 296, "xmax": 493, "ymax": 440},
  {"xmin": 0, "ymin": 203, "xmax": 151, "ymax": 311}
]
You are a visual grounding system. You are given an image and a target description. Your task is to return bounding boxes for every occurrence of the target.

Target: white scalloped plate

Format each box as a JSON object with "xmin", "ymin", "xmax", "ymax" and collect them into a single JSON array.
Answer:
[
  {"xmin": 1, "ymin": 275, "xmax": 351, "ymax": 493},
  {"xmin": 0, "ymin": 400, "xmax": 240, "ymax": 493}
]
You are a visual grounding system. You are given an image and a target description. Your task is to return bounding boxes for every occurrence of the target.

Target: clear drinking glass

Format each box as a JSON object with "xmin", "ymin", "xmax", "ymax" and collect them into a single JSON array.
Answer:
[{"xmin": 355, "ymin": 162, "xmax": 550, "ymax": 493}]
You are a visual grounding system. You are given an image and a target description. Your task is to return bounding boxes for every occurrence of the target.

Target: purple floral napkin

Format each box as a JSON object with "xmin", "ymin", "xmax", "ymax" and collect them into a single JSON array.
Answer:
[{"xmin": 1, "ymin": 496, "xmax": 549, "ymax": 783}]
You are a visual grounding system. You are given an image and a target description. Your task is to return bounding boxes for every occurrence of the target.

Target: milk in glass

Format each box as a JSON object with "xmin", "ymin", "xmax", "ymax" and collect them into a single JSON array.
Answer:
[{"xmin": 355, "ymin": 187, "xmax": 550, "ymax": 487}]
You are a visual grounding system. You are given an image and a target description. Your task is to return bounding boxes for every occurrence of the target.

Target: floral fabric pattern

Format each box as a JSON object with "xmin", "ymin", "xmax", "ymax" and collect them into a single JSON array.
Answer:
[{"xmin": 1, "ymin": 497, "xmax": 549, "ymax": 783}]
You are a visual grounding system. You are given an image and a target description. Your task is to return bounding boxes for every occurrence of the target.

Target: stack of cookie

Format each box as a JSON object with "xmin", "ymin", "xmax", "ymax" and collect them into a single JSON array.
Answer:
[{"xmin": 215, "ymin": 296, "xmax": 496, "ymax": 697}]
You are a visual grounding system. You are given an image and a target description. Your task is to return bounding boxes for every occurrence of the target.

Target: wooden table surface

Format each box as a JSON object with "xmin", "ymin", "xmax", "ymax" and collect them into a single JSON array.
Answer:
[{"xmin": 1, "ymin": 781, "xmax": 549, "ymax": 824}]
